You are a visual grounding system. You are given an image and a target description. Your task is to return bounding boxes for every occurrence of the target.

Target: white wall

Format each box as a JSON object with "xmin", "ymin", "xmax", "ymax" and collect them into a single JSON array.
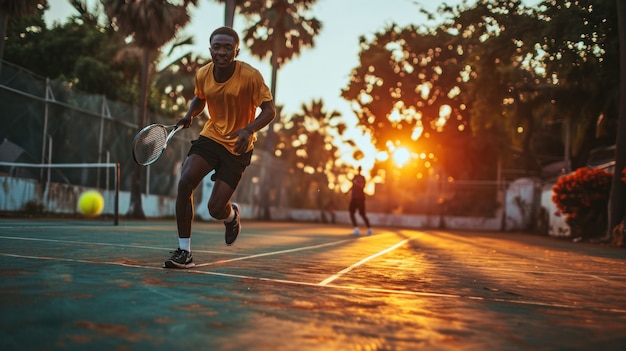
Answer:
[
  {"xmin": 540, "ymin": 182, "xmax": 571, "ymax": 237},
  {"xmin": 0, "ymin": 175, "xmax": 173, "ymax": 218},
  {"xmin": 0, "ymin": 175, "xmax": 553, "ymax": 233}
]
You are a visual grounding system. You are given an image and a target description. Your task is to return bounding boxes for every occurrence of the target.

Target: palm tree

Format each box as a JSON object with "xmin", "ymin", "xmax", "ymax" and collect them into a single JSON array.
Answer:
[
  {"xmin": 240, "ymin": 0, "xmax": 322, "ymax": 218},
  {"xmin": 241, "ymin": 0, "xmax": 321, "ymax": 107},
  {"xmin": 0, "ymin": 0, "xmax": 47, "ymax": 61},
  {"xmin": 274, "ymin": 99, "xmax": 341, "ymax": 209},
  {"xmin": 214, "ymin": 0, "xmax": 247, "ymax": 27},
  {"xmin": 102, "ymin": 0, "xmax": 197, "ymax": 218}
]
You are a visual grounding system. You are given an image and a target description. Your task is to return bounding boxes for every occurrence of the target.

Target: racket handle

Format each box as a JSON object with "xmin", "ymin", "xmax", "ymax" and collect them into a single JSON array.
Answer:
[{"xmin": 165, "ymin": 125, "xmax": 181, "ymax": 144}]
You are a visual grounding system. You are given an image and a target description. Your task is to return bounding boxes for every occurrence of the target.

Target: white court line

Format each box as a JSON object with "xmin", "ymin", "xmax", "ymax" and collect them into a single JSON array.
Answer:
[
  {"xmin": 0, "ymin": 234, "xmax": 353, "ymax": 260},
  {"xmin": 0, "ymin": 225, "xmax": 131, "ymax": 229},
  {"xmin": 2, "ymin": 251, "xmax": 625, "ymax": 314},
  {"xmin": 0, "ymin": 235, "xmax": 242, "ymax": 255},
  {"xmin": 318, "ymin": 236, "xmax": 415, "ymax": 286},
  {"xmin": 193, "ymin": 239, "xmax": 353, "ymax": 267}
]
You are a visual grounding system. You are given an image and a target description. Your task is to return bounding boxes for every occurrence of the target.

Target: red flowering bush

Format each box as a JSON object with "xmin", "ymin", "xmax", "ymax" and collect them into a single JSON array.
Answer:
[
  {"xmin": 622, "ymin": 167, "xmax": 626, "ymax": 183},
  {"xmin": 552, "ymin": 167, "xmax": 612, "ymax": 237}
]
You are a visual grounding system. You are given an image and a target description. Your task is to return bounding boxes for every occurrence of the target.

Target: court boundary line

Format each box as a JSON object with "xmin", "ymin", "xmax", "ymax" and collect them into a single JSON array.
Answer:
[
  {"xmin": 2, "ymin": 251, "xmax": 625, "ymax": 314},
  {"xmin": 318, "ymin": 237, "xmax": 415, "ymax": 286},
  {"xmin": 0, "ymin": 235, "xmax": 353, "ymax": 259},
  {"xmin": 193, "ymin": 239, "xmax": 353, "ymax": 267},
  {"xmin": 0, "ymin": 235, "xmax": 243, "ymax": 255}
]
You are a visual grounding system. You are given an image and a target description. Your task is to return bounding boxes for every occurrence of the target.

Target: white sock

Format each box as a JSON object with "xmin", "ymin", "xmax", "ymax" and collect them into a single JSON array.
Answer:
[
  {"xmin": 178, "ymin": 238, "xmax": 191, "ymax": 252},
  {"xmin": 224, "ymin": 206, "xmax": 235, "ymax": 222}
]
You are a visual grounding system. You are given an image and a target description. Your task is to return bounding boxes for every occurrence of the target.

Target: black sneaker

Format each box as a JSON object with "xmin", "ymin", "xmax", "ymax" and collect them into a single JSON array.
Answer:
[
  {"xmin": 163, "ymin": 248, "xmax": 194, "ymax": 269},
  {"xmin": 224, "ymin": 203, "xmax": 241, "ymax": 245}
]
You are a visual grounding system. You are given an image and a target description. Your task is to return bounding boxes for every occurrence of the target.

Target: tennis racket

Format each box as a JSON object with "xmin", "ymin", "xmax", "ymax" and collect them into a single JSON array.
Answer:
[{"xmin": 132, "ymin": 124, "xmax": 182, "ymax": 166}]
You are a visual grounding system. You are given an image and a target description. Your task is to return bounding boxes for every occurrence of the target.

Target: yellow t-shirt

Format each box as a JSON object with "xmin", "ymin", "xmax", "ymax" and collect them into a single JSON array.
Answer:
[{"xmin": 194, "ymin": 61, "xmax": 273, "ymax": 154}]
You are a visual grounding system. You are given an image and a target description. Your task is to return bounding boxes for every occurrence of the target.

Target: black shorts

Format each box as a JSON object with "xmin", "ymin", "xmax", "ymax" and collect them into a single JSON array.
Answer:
[{"xmin": 187, "ymin": 136, "xmax": 252, "ymax": 189}]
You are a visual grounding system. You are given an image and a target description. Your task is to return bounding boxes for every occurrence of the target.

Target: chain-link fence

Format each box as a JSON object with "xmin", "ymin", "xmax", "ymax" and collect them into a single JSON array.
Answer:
[
  {"xmin": 0, "ymin": 60, "xmax": 295, "ymax": 214},
  {"xmin": 0, "ymin": 60, "xmax": 200, "ymax": 196}
]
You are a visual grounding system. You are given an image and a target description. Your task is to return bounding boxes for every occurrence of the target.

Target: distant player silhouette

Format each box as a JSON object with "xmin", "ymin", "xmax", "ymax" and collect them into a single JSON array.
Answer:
[{"xmin": 349, "ymin": 166, "xmax": 372, "ymax": 235}]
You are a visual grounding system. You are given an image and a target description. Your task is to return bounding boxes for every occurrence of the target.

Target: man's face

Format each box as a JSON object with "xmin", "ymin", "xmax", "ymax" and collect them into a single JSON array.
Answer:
[{"xmin": 209, "ymin": 34, "xmax": 238, "ymax": 69}]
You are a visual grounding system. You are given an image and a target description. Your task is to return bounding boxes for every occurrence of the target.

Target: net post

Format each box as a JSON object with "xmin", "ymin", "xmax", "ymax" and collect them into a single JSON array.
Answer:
[{"xmin": 114, "ymin": 162, "xmax": 120, "ymax": 226}]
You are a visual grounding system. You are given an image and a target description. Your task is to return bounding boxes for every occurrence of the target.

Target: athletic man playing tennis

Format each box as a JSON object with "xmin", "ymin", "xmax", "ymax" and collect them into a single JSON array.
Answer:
[{"xmin": 164, "ymin": 26, "xmax": 275, "ymax": 269}]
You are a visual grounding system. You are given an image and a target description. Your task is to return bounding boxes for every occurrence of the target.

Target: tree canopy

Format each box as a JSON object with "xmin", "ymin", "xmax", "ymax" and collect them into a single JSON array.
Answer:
[{"xmin": 342, "ymin": 0, "xmax": 618, "ymax": 184}]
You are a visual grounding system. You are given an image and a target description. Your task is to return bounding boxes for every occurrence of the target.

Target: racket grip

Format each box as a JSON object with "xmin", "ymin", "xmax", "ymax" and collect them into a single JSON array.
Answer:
[{"xmin": 165, "ymin": 125, "xmax": 181, "ymax": 144}]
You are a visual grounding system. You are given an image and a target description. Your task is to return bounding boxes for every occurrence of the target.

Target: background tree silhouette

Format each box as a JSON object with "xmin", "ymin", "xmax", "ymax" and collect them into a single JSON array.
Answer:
[
  {"xmin": 214, "ymin": 0, "xmax": 247, "ymax": 27},
  {"xmin": 342, "ymin": 0, "xmax": 618, "ymax": 182},
  {"xmin": 273, "ymin": 99, "xmax": 343, "ymax": 209}
]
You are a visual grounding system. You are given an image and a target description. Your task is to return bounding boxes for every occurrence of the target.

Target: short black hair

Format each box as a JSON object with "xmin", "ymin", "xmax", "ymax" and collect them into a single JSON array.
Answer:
[{"xmin": 210, "ymin": 26, "xmax": 240, "ymax": 46}]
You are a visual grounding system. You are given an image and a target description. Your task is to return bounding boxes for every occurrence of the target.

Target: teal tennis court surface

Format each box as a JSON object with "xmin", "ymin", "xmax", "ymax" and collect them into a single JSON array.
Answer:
[{"xmin": 1, "ymin": 219, "xmax": 626, "ymax": 351}]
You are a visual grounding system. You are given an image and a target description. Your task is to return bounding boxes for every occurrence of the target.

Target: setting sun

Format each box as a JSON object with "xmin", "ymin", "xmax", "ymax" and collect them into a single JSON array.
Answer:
[{"xmin": 392, "ymin": 147, "xmax": 410, "ymax": 167}]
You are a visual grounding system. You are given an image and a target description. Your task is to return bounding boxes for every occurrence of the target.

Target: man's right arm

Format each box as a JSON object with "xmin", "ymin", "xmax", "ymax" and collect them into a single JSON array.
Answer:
[{"xmin": 177, "ymin": 96, "xmax": 206, "ymax": 128}]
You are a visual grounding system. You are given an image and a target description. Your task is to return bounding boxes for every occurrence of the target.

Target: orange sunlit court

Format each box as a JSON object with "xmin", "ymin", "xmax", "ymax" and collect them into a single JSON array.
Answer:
[{"xmin": 1, "ymin": 219, "xmax": 625, "ymax": 350}]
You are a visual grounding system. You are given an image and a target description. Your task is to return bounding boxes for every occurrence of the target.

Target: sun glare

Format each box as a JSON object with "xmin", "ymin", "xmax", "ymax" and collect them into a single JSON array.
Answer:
[{"xmin": 392, "ymin": 147, "xmax": 410, "ymax": 167}]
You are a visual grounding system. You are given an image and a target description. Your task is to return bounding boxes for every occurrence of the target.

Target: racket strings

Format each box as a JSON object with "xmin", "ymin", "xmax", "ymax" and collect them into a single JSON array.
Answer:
[{"xmin": 133, "ymin": 127, "xmax": 167, "ymax": 165}]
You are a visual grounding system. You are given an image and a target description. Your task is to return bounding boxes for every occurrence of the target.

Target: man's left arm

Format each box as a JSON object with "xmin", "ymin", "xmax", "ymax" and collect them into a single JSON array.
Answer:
[
  {"xmin": 229, "ymin": 100, "xmax": 276, "ymax": 154},
  {"xmin": 247, "ymin": 100, "xmax": 276, "ymax": 133}
]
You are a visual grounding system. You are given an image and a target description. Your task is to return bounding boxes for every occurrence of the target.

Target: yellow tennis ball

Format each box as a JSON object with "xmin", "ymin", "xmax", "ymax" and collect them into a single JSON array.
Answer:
[{"xmin": 78, "ymin": 190, "xmax": 104, "ymax": 217}]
